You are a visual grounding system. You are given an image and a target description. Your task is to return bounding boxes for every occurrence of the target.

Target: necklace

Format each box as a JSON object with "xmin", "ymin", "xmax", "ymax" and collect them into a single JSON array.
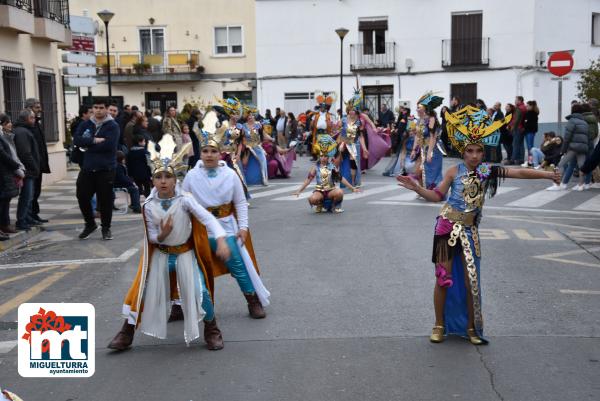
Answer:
[
  {"xmin": 160, "ymin": 198, "xmax": 173, "ymax": 211},
  {"xmin": 205, "ymin": 167, "xmax": 218, "ymax": 178}
]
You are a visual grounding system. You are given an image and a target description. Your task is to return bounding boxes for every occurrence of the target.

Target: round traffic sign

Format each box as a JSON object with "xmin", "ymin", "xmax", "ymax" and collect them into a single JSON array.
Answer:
[{"xmin": 547, "ymin": 51, "xmax": 574, "ymax": 77}]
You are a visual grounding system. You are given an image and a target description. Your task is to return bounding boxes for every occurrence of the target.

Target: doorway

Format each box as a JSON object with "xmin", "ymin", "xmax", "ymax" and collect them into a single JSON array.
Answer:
[
  {"xmin": 145, "ymin": 92, "xmax": 177, "ymax": 114},
  {"xmin": 362, "ymin": 85, "xmax": 394, "ymax": 117}
]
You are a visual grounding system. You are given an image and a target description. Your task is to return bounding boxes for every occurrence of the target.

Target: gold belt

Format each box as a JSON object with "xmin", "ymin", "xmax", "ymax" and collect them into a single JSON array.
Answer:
[
  {"xmin": 206, "ymin": 203, "xmax": 234, "ymax": 219},
  {"xmin": 440, "ymin": 204, "xmax": 477, "ymax": 226},
  {"xmin": 157, "ymin": 237, "xmax": 193, "ymax": 255}
]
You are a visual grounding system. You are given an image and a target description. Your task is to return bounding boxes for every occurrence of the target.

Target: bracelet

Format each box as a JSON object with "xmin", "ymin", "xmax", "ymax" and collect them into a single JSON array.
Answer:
[{"xmin": 432, "ymin": 187, "xmax": 444, "ymax": 201}]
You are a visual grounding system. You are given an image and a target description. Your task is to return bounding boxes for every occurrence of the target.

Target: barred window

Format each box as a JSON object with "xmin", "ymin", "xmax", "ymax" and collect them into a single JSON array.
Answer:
[
  {"xmin": 37, "ymin": 71, "xmax": 59, "ymax": 142},
  {"xmin": 2, "ymin": 66, "xmax": 26, "ymax": 121}
]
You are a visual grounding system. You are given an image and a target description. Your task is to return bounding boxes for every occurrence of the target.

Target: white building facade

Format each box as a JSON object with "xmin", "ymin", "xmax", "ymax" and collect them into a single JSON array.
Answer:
[{"xmin": 256, "ymin": 0, "xmax": 600, "ymax": 134}]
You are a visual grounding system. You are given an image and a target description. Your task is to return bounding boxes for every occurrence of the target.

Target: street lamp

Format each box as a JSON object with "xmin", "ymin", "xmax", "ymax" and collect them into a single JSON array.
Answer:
[
  {"xmin": 97, "ymin": 9, "xmax": 115, "ymax": 99},
  {"xmin": 335, "ymin": 27, "xmax": 349, "ymax": 115}
]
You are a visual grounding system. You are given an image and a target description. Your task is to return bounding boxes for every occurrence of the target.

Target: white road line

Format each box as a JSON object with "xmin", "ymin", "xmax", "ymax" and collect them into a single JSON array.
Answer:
[
  {"xmin": 44, "ymin": 195, "xmax": 76, "ymax": 202},
  {"xmin": 0, "ymin": 246, "xmax": 140, "ymax": 270},
  {"xmin": 560, "ymin": 289, "xmax": 600, "ymax": 295},
  {"xmin": 494, "ymin": 186, "xmax": 520, "ymax": 195},
  {"xmin": 574, "ymin": 194, "xmax": 600, "ymax": 212},
  {"xmin": 250, "ymin": 185, "xmax": 298, "ymax": 199},
  {"xmin": 0, "ymin": 340, "xmax": 17, "ymax": 354},
  {"xmin": 344, "ymin": 184, "xmax": 401, "ymax": 201},
  {"xmin": 507, "ymin": 190, "xmax": 570, "ymax": 208},
  {"xmin": 382, "ymin": 191, "xmax": 418, "ymax": 201},
  {"xmin": 33, "ymin": 203, "xmax": 78, "ymax": 210},
  {"xmin": 273, "ymin": 186, "xmax": 315, "ymax": 201},
  {"xmin": 38, "ymin": 192, "xmax": 64, "ymax": 197},
  {"xmin": 45, "ymin": 185, "xmax": 76, "ymax": 190}
]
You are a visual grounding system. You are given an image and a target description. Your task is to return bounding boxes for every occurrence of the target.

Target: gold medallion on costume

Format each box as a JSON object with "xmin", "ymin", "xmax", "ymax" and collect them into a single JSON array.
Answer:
[{"xmin": 461, "ymin": 172, "xmax": 484, "ymax": 211}]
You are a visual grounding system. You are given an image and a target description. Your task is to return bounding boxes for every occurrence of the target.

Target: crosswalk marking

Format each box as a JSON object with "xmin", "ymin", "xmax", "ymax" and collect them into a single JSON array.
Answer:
[
  {"xmin": 45, "ymin": 195, "xmax": 76, "ymax": 202},
  {"xmin": 574, "ymin": 194, "xmax": 600, "ymax": 212},
  {"xmin": 344, "ymin": 184, "xmax": 401, "ymax": 201},
  {"xmin": 495, "ymin": 186, "xmax": 519, "ymax": 195},
  {"xmin": 382, "ymin": 191, "xmax": 419, "ymax": 201},
  {"xmin": 507, "ymin": 189, "xmax": 570, "ymax": 208},
  {"xmin": 0, "ymin": 340, "xmax": 17, "ymax": 354},
  {"xmin": 250, "ymin": 185, "xmax": 298, "ymax": 199}
]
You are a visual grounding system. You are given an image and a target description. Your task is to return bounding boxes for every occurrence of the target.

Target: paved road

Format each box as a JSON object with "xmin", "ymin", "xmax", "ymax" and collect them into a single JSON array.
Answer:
[{"xmin": 1, "ymin": 157, "xmax": 599, "ymax": 401}]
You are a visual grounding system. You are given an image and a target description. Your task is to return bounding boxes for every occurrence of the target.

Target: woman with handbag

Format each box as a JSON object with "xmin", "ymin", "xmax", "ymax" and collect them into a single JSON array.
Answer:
[{"xmin": 0, "ymin": 114, "xmax": 25, "ymax": 239}]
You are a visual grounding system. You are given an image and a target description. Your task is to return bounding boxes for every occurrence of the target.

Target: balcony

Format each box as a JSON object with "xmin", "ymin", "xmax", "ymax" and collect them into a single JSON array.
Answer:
[
  {"xmin": 350, "ymin": 42, "xmax": 396, "ymax": 71},
  {"xmin": 0, "ymin": 0, "xmax": 35, "ymax": 34},
  {"xmin": 32, "ymin": 0, "xmax": 71, "ymax": 47},
  {"xmin": 442, "ymin": 37, "xmax": 489, "ymax": 68},
  {"xmin": 95, "ymin": 50, "xmax": 203, "ymax": 83}
]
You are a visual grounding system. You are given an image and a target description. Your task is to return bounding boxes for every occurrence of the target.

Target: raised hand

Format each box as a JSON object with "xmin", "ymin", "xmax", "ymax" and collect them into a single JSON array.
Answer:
[
  {"xmin": 396, "ymin": 175, "xmax": 420, "ymax": 191},
  {"xmin": 159, "ymin": 215, "xmax": 174, "ymax": 241}
]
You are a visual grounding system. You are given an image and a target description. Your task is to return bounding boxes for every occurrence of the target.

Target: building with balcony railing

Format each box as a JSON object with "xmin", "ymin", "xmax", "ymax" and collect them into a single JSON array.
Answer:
[
  {"xmin": 256, "ymin": 0, "xmax": 600, "ymax": 133},
  {"xmin": 68, "ymin": 0, "xmax": 256, "ymax": 114},
  {"xmin": 0, "ymin": 0, "xmax": 72, "ymax": 184}
]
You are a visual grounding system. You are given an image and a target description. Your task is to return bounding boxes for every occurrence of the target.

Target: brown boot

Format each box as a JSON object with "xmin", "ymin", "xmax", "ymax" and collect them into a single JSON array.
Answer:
[
  {"xmin": 203, "ymin": 318, "xmax": 224, "ymax": 350},
  {"xmin": 107, "ymin": 319, "xmax": 135, "ymax": 351},
  {"xmin": 244, "ymin": 293, "xmax": 266, "ymax": 319},
  {"xmin": 168, "ymin": 304, "xmax": 184, "ymax": 322}
]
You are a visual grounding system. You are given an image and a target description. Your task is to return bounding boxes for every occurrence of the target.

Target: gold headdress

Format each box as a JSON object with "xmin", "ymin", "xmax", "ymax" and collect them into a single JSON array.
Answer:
[
  {"xmin": 148, "ymin": 142, "xmax": 192, "ymax": 177},
  {"xmin": 314, "ymin": 134, "xmax": 337, "ymax": 158},
  {"xmin": 444, "ymin": 106, "xmax": 512, "ymax": 153}
]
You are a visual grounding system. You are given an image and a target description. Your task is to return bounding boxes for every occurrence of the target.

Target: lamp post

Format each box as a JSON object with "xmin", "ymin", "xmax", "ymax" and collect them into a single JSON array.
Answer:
[
  {"xmin": 97, "ymin": 9, "xmax": 115, "ymax": 99},
  {"xmin": 335, "ymin": 28, "xmax": 349, "ymax": 114}
]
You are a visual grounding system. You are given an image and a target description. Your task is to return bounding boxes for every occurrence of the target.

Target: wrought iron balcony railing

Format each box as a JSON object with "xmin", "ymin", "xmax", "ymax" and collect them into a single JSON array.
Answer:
[
  {"xmin": 33, "ymin": 0, "xmax": 69, "ymax": 27},
  {"xmin": 0, "ymin": 0, "xmax": 33, "ymax": 13},
  {"xmin": 95, "ymin": 50, "xmax": 203, "ymax": 75},
  {"xmin": 442, "ymin": 37, "xmax": 489, "ymax": 67},
  {"xmin": 350, "ymin": 42, "xmax": 396, "ymax": 71}
]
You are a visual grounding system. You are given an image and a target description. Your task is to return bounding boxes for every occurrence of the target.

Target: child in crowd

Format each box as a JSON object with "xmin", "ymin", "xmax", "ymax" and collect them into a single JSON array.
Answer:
[
  {"xmin": 114, "ymin": 151, "xmax": 141, "ymax": 213},
  {"xmin": 126, "ymin": 135, "xmax": 152, "ymax": 197}
]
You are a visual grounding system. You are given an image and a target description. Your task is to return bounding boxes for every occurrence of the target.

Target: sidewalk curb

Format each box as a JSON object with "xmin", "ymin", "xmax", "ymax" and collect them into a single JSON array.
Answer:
[{"xmin": 0, "ymin": 227, "xmax": 43, "ymax": 253}]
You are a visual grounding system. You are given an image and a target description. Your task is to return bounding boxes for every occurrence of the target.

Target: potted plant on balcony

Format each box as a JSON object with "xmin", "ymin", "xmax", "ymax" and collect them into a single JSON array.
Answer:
[
  {"xmin": 100, "ymin": 63, "xmax": 109, "ymax": 74},
  {"xmin": 132, "ymin": 62, "xmax": 144, "ymax": 74},
  {"xmin": 195, "ymin": 65, "xmax": 205, "ymax": 73}
]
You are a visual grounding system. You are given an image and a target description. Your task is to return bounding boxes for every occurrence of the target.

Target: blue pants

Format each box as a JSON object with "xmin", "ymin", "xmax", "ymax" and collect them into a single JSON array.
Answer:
[
  {"xmin": 525, "ymin": 132, "xmax": 536, "ymax": 153},
  {"xmin": 512, "ymin": 129, "xmax": 525, "ymax": 163},
  {"xmin": 167, "ymin": 254, "xmax": 215, "ymax": 321},
  {"xmin": 209, "ymin": 236, "xmax": 255, "ymax": 294},
  {"xmin": 563, "ymin": 158, "xmax": 592, "ymax": 185},
  {"xmin": 16, "ymin": 177, "xmax": 34, "ymax": 227}
]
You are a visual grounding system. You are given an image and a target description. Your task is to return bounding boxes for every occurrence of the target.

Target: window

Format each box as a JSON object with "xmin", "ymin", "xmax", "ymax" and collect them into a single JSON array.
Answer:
[
  {"xmin": 359, "ymin": 18, "xmax": 388, "ymax": 55},
  {"xmin": 450, "ymin": 11, "xmax": 483, "ymax": 65},
  {"xmin": 450, "ymin": 83, "xmax": 477, "ymax": 106},
  {"xmin": 2, "ymin": 66, "xmax": 26, "ymax": 122},
  {"xmin": 37, "ymin": 71, "xmax": 59, "ymax": 142},
  {"xmin": 593, "ymin": 13, "xmax": 600, "ymax": 45},
  {"xmin": 214, "ymin": 26, "xmax": 243, "ymax": 55},
  {"xmin": 139, "ymin": 28, "xmax": 165, "ymax": 55}
]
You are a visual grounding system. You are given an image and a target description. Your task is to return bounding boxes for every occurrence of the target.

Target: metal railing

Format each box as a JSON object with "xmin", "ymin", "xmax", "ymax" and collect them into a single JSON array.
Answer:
[
  {"xmin": 33, "ymin": 0, "xmax": 69, "ymax": 27},
  {"xmin": 0, "ymin": 0, "xmax": 33, "ymax": 13},
  {"xmin": 442, "ymin": 37, "xmax": 489, "ymax": 67},
  {"xmin": 95, "ymin": 50, "xmax": 202, "ymax": 75},
  {"xmin": 350, "ymin": 42, "xmax": 396, "ymax": 71}
]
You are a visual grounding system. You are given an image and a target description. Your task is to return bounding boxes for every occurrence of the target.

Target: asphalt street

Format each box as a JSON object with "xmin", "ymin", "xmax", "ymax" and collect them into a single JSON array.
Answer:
[{"xmin": 0, "ymin": 156, "xmax": 599, "ymax": 401}]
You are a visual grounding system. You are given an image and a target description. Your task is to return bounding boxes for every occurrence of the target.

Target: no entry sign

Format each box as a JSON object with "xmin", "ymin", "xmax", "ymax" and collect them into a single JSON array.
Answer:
[{"xmin": 547, "ymin": 51, "xmax": 574, "ymax": 77}]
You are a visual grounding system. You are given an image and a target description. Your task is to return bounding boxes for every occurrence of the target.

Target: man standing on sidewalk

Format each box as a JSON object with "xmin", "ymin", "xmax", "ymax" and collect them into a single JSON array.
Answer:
[
  {"xmin": 12, "ymin": 110, "xmax": 39, "ymax": 231},
  {"xmin": 25, "ymin": 98, "xmax": 50, "ymax": 224},
  {"xmin": 73, "ymin": 98, "xmax": 119, "ymax": 240}
]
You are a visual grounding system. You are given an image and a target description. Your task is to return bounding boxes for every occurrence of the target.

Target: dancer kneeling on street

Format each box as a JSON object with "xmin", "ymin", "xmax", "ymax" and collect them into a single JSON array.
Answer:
[
  {"xmin": 293, "ymin": 135, "xmax": 360, "ymax": 213},
  {"xmin": 182, "ymin": 113, "xmax": 270, "ymax": 320},
  {"xmin": 397, "ymin": 106, "xmax": 560, "ymax": 345},
  {"xmin": 108, "ymin": 143, "xmax": 231, "ymax": 351}
]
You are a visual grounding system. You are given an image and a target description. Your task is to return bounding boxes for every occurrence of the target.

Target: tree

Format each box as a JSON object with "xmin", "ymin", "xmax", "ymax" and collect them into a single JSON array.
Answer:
[{"xmin": 577, "ymin": 57, "xmax": 600, "ymax": 101}]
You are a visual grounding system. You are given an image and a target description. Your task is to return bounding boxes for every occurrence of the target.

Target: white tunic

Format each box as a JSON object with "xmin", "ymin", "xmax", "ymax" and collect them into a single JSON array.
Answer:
[
  {"xmin": 182, "ymin": 161, "xmax": 248, "ymax": 238},
  {"xmin": 139, "ymin": 190, "xmax": 225, "ymax": 345}
]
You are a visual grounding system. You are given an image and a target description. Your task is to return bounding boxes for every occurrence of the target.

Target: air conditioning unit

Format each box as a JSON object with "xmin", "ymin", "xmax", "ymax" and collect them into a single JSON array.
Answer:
[{"xmin": 535, "ymin": 51, "xmax": 546, "ymax": 67}]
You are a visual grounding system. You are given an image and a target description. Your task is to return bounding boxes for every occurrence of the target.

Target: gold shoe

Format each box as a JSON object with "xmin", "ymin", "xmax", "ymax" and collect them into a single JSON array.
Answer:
[
  {"xmin": 430, "ymin": 325, "xmax": 445, "ymax": 343},
  {"xmin": 315, "ymin": 205, "xmax": 323, "ymax": 213},
  {"xmin": 467, "ymin": 328, "xmax": 484, "ymax": 345}
]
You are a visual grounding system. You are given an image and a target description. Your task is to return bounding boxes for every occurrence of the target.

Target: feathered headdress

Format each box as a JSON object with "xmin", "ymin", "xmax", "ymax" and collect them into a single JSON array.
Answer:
[
  {"xmin": 149, "ymin": 142, "xmax": 192, "ymax": 177},
  {"xmin": 345, "ymin": 88, "xmax": 362, "ymax": 112},
  {"xmin": 314, "ymin": 134, "xmax": 337, "ymax": 158},
  {"xmin": 417, "ymin": 91, "xmax": 444, "ymax": 112},
  {"xmin": 444, "ymin": 106, "xmax": 512, "ymax": 153},
  {"xmin": 315, "ymin": 90, "xmax": 337, "ymax": 107},
  {"xmin": 216, "ymin": 97, "xmax": 244, "ymax": 118}
]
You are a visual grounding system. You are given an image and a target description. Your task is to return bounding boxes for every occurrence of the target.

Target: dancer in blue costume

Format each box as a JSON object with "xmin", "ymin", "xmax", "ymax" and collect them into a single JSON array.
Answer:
[
  {"xmin": 238, "ymin": 113, "xmax": 268, "ymax": 186},
  {"xmin": 397, "ymin": 106, "xmax": 560, "ymax": 345},
  {"xmin": 338, "ymin": 89, "xmax": 369, "ymax": 189},
  {"xmin": 383, "ymin": 118, "xmax": 419, "ymax": 177},
  {"xmin": 414, "ymin": 92, "xmax": 445, "ymax": 189}
]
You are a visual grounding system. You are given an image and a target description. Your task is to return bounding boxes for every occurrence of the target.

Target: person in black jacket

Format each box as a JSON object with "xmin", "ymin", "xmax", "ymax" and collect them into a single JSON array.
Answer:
[
  {"xmin": 73, "ymin": 98, "xmax": 120, "ymax": 240},
  {"xmin": 114, "ymin": 151, "xmax": 141, "ymax": 213},
  {"xmin": 0, "ymin": 114, "xmax": 25, "ymax": 239},
  {"xmin": 13, "ymin": 110, "xmax": 40, "ymax": 231},
  {"xmin": 522, "ymin": 100, "xmax": 539, "ymax": 166},
  {"xmin": 25, "ymin": 98, "xmax": 50, "ymax": 224}
]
